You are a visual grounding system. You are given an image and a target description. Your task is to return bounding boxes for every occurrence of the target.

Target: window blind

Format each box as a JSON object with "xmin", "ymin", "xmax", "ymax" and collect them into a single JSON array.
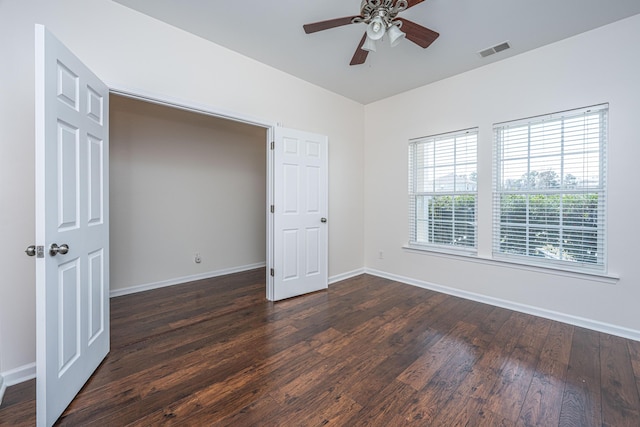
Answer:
[
  {"xmin": 409, "ymin": 128, "xmax": 478, "ymax": 252},
  {"xmin": 493, "ymin": 104, "xmax": 608, "ymax": 272}
]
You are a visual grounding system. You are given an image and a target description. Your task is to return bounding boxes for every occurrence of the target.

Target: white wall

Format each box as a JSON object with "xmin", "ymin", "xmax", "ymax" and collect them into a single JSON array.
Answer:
[
  {"xmin": 0, "ymin": 0, "xmax": 364, "ymax": 379},
  {"xmin": 364, "ymin": 14, "xmax": 640, "ymax": 336},
  {"xmin": 110, "ymin": 95, "xmax": 267, "ymax": 293}
]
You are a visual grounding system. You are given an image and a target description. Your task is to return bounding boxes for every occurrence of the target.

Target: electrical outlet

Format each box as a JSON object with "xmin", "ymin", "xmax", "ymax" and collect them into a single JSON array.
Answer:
[{"xmin": 194, "ymin": 253, "xmax": 201, "ymax": 264}]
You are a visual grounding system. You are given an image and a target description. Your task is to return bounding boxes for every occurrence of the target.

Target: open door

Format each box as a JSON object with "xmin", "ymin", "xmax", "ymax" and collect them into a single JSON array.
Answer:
[
  {"xmin": 272, "ymin": 127, "xmax": 328, "ymax": 300},
  {"xmin": 35, "ymin": 25, "xmax": 110, "ymax": 426}
]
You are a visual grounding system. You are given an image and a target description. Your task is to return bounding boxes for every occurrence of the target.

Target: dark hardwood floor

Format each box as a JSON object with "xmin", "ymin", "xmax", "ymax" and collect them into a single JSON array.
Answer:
[{"xmin": 2, "ymin": 268, "xmax": 640, "ymax": 426}]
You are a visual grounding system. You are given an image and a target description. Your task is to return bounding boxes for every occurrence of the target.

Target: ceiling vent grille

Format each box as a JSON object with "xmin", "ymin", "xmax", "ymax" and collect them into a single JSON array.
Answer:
[{"xmin": 478, "ymin": 41, "xmax": 511, "ymax": 58}]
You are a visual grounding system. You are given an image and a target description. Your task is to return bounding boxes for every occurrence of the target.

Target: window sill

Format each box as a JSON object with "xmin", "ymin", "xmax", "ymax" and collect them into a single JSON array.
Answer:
[{"xmin": 402, "ymin": 245, "xmax": 619, "ymax": 285}]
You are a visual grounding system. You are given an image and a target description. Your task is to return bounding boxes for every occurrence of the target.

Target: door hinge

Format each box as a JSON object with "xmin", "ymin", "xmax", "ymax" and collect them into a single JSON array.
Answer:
[
  {"xmin": 271, "ymin": 141, "xmax": 275, "ymax": 150},
  {"xmin": 270, "ymin": 268, "xmax": 274, "ymax": 277},
  {"xmin": 270, "ymin": 205, "xmax": 274, "ymax": 213}
]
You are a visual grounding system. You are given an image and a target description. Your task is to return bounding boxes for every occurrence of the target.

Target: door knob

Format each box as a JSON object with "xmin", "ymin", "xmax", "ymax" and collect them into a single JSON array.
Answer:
[
  {"xmin": 49, "ymin": 243, "xmax": 69, "ymax": 256},
  {"xmin": 321, "ymin": 217, "xmax": 327, "ymax": 223},
  {"xmin": 25, "ymin": 245, "xmax": 37, "ymax": 257}
]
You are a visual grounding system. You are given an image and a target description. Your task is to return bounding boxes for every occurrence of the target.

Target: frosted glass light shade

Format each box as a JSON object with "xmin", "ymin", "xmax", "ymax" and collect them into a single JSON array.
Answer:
[
  {"xmin": 366, "ymin": 17, "xmax": 386, "ymax": 41},
  {"xmin": 362, "ymin": 36, "xmax": 377, "ymax": 52},
  {"xmin": 388, "ymin": 25, "xmax": 405, "ymax": 47}
]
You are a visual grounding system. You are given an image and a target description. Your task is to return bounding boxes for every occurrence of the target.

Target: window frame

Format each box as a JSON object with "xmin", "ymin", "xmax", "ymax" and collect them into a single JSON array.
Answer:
[
  {"xmin": 492, "ymin": 104, "xmax": 608, "ymax": 273},
  {"xmin": 408, "ymin": 127, "xmax": 479, "ymax": 254}
]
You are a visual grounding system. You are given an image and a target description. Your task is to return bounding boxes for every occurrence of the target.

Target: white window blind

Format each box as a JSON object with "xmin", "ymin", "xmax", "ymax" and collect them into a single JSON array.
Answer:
[
  {"xmin": 493, "ymin": 104, "xmax": 608, "ymax": 272},
  {"xmin": 409, "ymin": 128, "xmax": 478, "ymax": 252}
]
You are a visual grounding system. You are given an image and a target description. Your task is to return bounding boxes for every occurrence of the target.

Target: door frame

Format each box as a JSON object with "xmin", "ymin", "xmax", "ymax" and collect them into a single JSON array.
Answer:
[{"xmin": 107, "ymin": 85, "xmax": 277, "ymax": 300}]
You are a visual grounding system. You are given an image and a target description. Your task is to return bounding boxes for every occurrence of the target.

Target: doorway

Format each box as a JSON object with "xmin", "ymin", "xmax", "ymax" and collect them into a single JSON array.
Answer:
[{"xmin": 109, "ymin": 94, "xmax": 268, "ymax": 296}]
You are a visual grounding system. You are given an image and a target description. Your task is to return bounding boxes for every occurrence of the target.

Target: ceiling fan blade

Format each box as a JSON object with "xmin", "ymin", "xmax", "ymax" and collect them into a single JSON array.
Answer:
[
  {"xmin": 396, "ymin": 18, "xmax": 440, "ymax": 48},
  {"xmin": 406, "ymin": 0, "xmax": 426, "ymax": 9},
  {"xmin": 350, "ymin": 33, "xmax": 369, "ymax": 66},
  {"xmin": 303, "ymin": 16, "xmax": 360, "ymax": 34}
]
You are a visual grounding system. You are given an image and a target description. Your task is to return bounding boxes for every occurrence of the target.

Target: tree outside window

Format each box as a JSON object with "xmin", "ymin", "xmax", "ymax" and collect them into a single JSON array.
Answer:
[{"xmin": 493, "ymin": 105, "xmax": 607, "ymax": 271}]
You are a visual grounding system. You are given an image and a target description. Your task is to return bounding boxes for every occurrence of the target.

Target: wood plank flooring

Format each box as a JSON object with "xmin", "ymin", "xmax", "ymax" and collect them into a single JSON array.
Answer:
[{"xmin": 2, "ymin": 269, "xmax": 640, "ymax": 426}]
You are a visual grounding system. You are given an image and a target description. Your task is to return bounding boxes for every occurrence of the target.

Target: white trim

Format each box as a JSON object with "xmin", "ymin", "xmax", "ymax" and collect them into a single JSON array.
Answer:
[
  {"xmin": 405, "ymin": 243, "xmax": 477, "ymax": 258},
  {"xmin": 109, "ymin": 263, "xmax": 266, "ymax": 298},
  {"xmin": 107, "ymin": 84, "xmax": 276, "ymax": 130},
  {"xmin": 329, "ymin": 268, "xmax": 366, "ymax": 285},
  {"xmin": 493, "ymin": 103, "xmax": 609, "ymax": 128},
  {"xmin": 366, "ymin": 268, "xmax": 640, "ymax": 342},
  {"xmin": 402, "ymin": 245, "xmax": 619, "ymax": 285},
  {"xmin": 0, "ymin": 374, "xmax": 5, "ymax": 405},
  {"xmin": 1, "ymin": 363, "xmax": 36, "ymax": 387},
  {"xmin": 266, "ymin": 125, "xmax": 275, "ymax": 301}
]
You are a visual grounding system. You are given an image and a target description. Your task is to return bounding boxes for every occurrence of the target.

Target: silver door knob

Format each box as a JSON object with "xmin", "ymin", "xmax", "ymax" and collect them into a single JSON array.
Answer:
[
  {"xmin": 25, "ymin": 245, "xmax": 37, "ymax": 257},
  {"xmin": 49, "ymin": 243, "xmax": 69, "ymax": 256},
  {"xmin": 321, "ymin": 217, "xmax": 327, "ymax": 223}
]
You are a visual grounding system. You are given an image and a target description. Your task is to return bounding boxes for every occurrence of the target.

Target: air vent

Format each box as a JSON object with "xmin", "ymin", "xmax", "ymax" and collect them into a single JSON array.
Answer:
[{"xmin": 478, "ymin": 41, "xmax": 511, "ymax": 58}]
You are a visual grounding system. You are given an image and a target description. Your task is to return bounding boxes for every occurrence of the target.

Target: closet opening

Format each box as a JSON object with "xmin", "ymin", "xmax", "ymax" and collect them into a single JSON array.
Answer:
[{"xmin": 109, "ymin": 93, "xmax": 270, "ymax": 297}]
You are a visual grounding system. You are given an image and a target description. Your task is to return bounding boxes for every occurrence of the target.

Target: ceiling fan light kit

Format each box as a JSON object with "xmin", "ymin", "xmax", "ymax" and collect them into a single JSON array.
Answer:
[
  {"xmin": 366, "ymin": 16, "xmax": 387, "ymax": 40},
  {"xmin": 303, "ymin": 0, "xmax": 439, "ymax": 65},
  {"xmin": 362, "ymin": 36, "xmax": 378, "ymax": 52},
  {"xmin": 387, "ymin": 24, "xmax": 406, "ymax": 47}
]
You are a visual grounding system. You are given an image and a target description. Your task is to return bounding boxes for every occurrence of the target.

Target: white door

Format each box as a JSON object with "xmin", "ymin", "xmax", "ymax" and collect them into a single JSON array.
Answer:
[
  {"xmin": 272, "ymin": 127, "xmax": 328, "ymax": 300},
  {"xmin": 35, "ymin": 25, "xmax": 110, "ymax": 427}
]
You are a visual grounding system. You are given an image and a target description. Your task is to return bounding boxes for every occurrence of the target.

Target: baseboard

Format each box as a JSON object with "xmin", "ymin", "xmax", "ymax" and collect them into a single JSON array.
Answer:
[
  {"xmin": 366, "ymin": 268, "xmax": 640, "ymax": 342},
  {"xmin": 1, "ymin": 362, "xmax": 36, "ymax": 388},
  {"xmin": 110, "ymin": 262, "xmax": 267, "ymax": 298},
  {"xmin": 329, "ymin": 268, "xmax": 366, "ymax": 285}
]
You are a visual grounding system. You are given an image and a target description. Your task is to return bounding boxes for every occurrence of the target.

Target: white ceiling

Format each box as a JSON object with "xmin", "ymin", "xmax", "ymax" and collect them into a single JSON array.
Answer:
[{"xmin": 112, "ymin": 0, "xmax": 640, "ymax": 104}]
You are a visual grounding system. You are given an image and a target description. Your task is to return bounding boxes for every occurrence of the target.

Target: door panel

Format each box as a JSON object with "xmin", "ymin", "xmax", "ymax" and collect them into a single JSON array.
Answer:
[
  {"xmin": 283, "ymin": 229, "xmax": 299, "ymax": 280},
  {"xmin": 58, "ymin": 259, "xmax": 81, "ymax": 374},
  {"xmin": 35, "ymin": 25, "xmax": 109, "ymax": 427},
  {"xmin": 88, "ymin": 249, "xmax": 105, "ymax": 344},
  {"xmin": 58, "ymin": 122, "xmax": 80, "ymax": 229},
  {"xmin": 306, "ymin": 227, "xmax": 320, "ymax": 274},
  {"xmin": 88, "ymin": 135, "xmax": 104, "ymax": 225},
  {"xmin": 273, "ymin": 128, "xmax": 328, "ymax": 301}
]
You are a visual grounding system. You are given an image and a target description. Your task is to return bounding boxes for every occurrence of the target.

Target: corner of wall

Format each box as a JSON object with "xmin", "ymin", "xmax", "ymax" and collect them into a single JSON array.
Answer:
[
  {"xmin": 0, "ymin": 374, "xmax": 6, "ymax": 406},
  {"xmin": 0, "ymin": 312, "xmax": 3, "ymax": 406}
]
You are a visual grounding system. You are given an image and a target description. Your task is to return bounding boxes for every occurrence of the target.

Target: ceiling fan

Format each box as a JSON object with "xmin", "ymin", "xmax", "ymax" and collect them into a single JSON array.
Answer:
[{"xmin": 303, "ymin": 0, "xmax": 439, "ymax": 66}]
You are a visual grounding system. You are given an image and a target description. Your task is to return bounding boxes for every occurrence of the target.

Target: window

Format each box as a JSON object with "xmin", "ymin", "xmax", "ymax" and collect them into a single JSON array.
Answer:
[
  {"xmin": 493, "ymin": 104, "xmax": 608, "ymax": 272},
  {"xmin": 409, "ymin": 128, "xmax": 478, "ymax": 252}
]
